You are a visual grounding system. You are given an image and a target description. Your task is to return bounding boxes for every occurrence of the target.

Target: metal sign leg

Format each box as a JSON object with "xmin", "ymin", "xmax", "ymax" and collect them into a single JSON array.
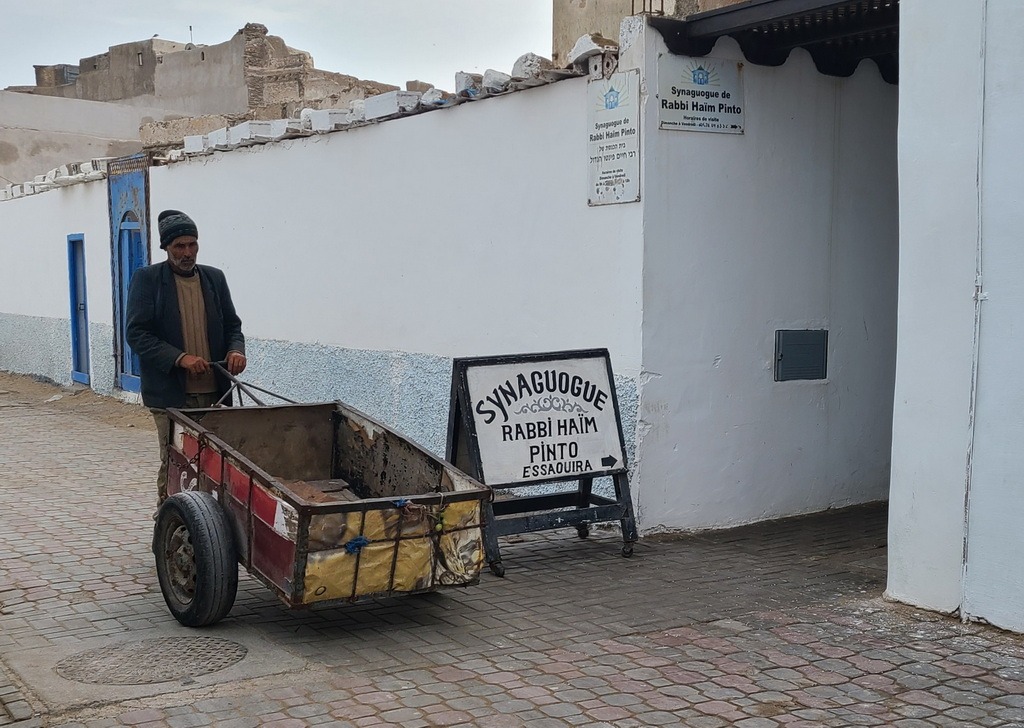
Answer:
[
  {"xmin": 482, "ymin": 499, "xmax": 505, "ymax": 577},
  {"xmin": 614, "ymin": 472, "xmax": 638, "ymax": 557},
  {"xmin": 576, "ymin": 477, "xmax": 594, "ymax": 539}
]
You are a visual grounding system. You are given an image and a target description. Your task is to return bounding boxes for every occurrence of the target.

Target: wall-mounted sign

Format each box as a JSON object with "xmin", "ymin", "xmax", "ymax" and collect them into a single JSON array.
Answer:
[
  {"xmin": 448, "ymin": 349, "xmax": 627, "ymax": 487},
  {"xmin": 588, "ymin": 69, "xmax": 641, "ymax": 206},
  {"xmin": 658, "ymin": 54, "xmax": 744, "ymax": 134}
]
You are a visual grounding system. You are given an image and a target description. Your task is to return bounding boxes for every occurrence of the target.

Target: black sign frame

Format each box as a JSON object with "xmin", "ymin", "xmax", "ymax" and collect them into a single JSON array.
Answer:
[{"xmin": 446, "ymin": 348, "xmax": 638, "ymax": 576}]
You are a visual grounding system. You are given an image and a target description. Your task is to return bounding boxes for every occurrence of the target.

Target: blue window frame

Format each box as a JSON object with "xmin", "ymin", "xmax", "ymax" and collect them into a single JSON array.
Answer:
[
  {"xmin": 113, "ymin": 216, "xmax": 146, "ymax": 393},
  {"xmin": 67, "ymin": 234, "xmax": 91, "ymax": 385}
]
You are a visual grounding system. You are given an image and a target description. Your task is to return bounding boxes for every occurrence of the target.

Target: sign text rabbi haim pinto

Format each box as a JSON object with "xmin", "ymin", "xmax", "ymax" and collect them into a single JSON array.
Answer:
[{"xmin": 474, "ymin": 367, "xmax": 612, "ymax": 478}]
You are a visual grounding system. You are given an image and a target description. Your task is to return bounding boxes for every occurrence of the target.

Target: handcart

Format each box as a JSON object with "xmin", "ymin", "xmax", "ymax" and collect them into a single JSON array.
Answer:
[{"xmin": 153, "ymin": 368, "xmax": 492, "ymax": 627}]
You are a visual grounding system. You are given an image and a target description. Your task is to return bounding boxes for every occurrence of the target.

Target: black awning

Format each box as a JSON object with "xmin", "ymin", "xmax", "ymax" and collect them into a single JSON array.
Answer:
[{"xmin": 650, "ymin": 0, "xmax": 898, "ymax": 84}]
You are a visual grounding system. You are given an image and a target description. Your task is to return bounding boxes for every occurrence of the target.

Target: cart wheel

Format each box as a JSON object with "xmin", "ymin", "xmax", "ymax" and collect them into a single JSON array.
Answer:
[
  {"xmin": 621, "ymin": 544, "xmax": 634, "ymax": 558},
  {"xmin": 489, "ymin": 561, "xmax": 506, "ymax": 578},
  {"xmin": 576, "ymin": 523, "xmax": 590, "ymax": 539},
  {"xmin": 154, "ymin": 491, "xmax": 237, "ymax": 627}
]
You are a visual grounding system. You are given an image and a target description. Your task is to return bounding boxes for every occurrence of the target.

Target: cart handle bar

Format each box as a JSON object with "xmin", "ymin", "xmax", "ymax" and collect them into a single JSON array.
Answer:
[{"xmin": 211, "ymin": 361, "xmax": 298, "ymax": 407}]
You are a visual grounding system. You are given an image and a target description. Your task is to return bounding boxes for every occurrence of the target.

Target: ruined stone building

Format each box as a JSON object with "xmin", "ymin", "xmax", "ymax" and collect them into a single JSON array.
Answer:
[
  {"xmin": 1, "ymin": 23, "xmax": 396, "ymax": 182},
  {"xmin": 9, "ymin": 23, "xmax": 395, "ymax": 118}
]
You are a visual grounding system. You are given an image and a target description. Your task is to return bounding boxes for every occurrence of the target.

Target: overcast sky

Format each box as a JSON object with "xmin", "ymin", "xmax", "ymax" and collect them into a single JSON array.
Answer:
[{"xmin": 0, "ymin": 0, "xmax": 553, "ymax": 92}]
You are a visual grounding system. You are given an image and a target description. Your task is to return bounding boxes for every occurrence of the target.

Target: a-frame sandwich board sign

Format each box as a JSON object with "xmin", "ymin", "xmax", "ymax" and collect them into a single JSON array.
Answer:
[{"xmin": 446, "ymin": 348, "xmax": 638, "ymax": 576}]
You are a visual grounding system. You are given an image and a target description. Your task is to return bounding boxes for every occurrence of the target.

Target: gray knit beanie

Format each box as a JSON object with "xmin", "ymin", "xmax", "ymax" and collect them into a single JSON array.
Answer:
[{"xmin": 158, "ymin": 209, "xmax": 198, "ymax": 249}]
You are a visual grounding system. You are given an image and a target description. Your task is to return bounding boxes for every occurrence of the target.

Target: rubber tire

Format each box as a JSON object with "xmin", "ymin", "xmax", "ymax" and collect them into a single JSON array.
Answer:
[
  {"xmin": 576, "ymin": 523, "xmax": 590, "ymax": 539},
  {"xmin": 622, "ymin": 544, "xmax": 634, "ymax": 558},
  {"xmin": 154, "ymin": 491, "xmax": 238, "ymax": 627}
]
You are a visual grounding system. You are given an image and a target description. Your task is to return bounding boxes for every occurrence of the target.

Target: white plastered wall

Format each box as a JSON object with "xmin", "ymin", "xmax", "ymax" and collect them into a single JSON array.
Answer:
[
  {"xmin": 886, "ymin": 0, "xmax": 984, "ymax": 614},
  {"xmin": 632, "ymin": 26, "xmax": 899, "ymax": 531},
  {"xmin": 0, "ymin": 180, "xmax": 114, "ymax": 384},
  {"xmin": 147, "ymin": 80, "xmax": 644, "ymax": 374},
  {"xmin": 963, "ymin": 0, "xmax": 1024, "ymax": 632},
  {"xmin": 890, "ymin": 0, "xmax": 1024, "ymax": 631},
  {"xmin": 0, "ymin": 181, "xmax": 110, "ymax": 321}
]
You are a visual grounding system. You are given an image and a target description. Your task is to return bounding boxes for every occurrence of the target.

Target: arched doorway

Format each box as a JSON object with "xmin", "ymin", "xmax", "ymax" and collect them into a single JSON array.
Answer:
[
  {"xmin": 107, "ymin": 153, "xmax": 151, "ymax": 393},
  {"xmin": 113, "ymin": 210, "xmax": 147, "ymax": 391}
]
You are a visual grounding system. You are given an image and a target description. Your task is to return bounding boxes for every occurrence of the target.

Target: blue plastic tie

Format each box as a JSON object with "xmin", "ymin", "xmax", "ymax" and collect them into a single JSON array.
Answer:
[
  {"xmin": 394, "ymin": 498, "xmax": 409, "ymax": 508},
  {"xmin": 344, "ymin": 536, "xmax": 371, "ymax": 554}
]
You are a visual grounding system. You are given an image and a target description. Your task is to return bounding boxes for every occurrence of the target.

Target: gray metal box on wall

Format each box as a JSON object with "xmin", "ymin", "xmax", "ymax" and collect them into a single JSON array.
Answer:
[{"xmin": 775, "ymin": 330, "xmax": 828, "ymax": 381}]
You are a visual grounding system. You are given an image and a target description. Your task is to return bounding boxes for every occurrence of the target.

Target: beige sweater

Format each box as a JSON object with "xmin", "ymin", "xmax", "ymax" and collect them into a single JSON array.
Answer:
[{"xmin": 174, "ymin": 272, "xmax": 217, "ymax": 394}]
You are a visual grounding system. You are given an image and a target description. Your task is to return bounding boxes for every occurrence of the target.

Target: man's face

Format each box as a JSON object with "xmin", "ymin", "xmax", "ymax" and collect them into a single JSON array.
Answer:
[{"xmin": 166, "ymin": 236, "xmax": 199, "ymax": 273}]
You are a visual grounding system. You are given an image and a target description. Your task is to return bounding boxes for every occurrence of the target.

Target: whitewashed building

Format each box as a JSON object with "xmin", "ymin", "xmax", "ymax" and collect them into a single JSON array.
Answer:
[{"xmin": 1, "ymin": 0, "xmax": 1021, "ymax": 631}]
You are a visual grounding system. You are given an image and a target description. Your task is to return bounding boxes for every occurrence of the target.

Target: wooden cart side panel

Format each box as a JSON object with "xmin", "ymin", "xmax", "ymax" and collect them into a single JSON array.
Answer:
[
  {"xmin": 301, "ymin": 500, "xmax": 486, "ymax": 605},
  {"xmin": 167, "ymin": 422, "xmax": 251, "ymax": 566},
  {"xmin": 333, "ymin": 410, "xmax": 446, "ymax": 499},
  {"xmin": 222, "ymin": 459, "xmax": 252, "ymax": 567},
  {"xmin": 435, "ymin": 529, "xmax": 485, "ymax": 586},
  {"xmin": 222, "ymin": 494, "xmax": 250, "ymax": 566},
  {"xmin": 251, "ymin": 521, "xmax": 297, "ymax": 598},
  {"xmin": 249, "ymin": 482, "xmax": 299, "ymax": 599},
  {"xmin": 167, "ymin": 416, "xmax": 301, "ymax": 602},
  {"xmin": 187, "ymin": 404, "xmax": 336, "ymax": 482},
  {"xmin": 166, "ymin": 446, "xmax": 194, "ymax": 498},
  {"xmin": 434, "ymin": 501, "xmax": 486, "ymax": 587}
]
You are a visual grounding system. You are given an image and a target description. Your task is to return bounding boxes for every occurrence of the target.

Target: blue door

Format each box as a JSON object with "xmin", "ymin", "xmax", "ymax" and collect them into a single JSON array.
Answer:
[
  {"xmin": 115, "ymin": 215, "xmax": 146, "ymax": 390},
  {"xmin": 67, "ymin": 234, "xmax": 91, "ymax": 384},
  {"xmin": 107, "ymin": 153, "xmax": 151, "ymax": 393}
]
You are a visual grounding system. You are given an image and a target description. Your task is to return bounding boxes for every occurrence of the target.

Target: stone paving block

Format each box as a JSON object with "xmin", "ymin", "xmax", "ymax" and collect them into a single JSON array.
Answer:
[
  {"xmin": 165, "ymin": 715, "xmax": 212, "ymax": 727},
  {"xmin": 735, "ymin": 718, "xmax": 782, "ymax": 727},
  {"xmin": 3, "ymin": 701, "xmax": 32, "ymax": 721},
  {"xmin": 894, "ymin": 703, "xmax": 939, "ymax": 719}
]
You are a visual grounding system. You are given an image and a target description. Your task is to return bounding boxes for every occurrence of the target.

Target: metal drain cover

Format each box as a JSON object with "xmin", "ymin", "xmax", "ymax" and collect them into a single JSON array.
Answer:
[{"xmin": 56, "ymin": 636, "xmax": 247, "ymax": 685}]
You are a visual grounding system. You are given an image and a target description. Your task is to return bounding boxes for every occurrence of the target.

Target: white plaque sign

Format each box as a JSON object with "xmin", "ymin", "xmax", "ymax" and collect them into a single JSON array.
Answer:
[
  {"xmin": 459, "ymin": 351, "xmax": 626, "ymax": 486},
  {"xmin": 658, "ymin": 54, "xmax": 744, "ymax": 134},
  {"xmin": 588, "ymin": 70, "xmax": 641, "ymax": 206}
]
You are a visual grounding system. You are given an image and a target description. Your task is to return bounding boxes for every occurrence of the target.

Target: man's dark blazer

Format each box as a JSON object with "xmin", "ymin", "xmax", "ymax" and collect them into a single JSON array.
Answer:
[{"xmin": 126, "ymin": 261, "xmax": 245, "ymax": 409}]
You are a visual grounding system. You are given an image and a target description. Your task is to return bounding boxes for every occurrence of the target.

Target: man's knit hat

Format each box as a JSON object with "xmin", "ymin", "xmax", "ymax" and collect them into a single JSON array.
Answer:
[{"xmin": 158, "ymin": 209, "xmax": 198, "ymax": 249}]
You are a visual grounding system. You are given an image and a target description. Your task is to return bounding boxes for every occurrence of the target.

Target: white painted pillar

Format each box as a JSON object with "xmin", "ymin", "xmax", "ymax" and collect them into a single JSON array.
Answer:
[
  {"xmin": 887, "ymin": 0, "xmax": 985, "ymax": 613},
  {"xmin": 960, "ymin": 0, "xmax": 1024, "ymax": 632}
]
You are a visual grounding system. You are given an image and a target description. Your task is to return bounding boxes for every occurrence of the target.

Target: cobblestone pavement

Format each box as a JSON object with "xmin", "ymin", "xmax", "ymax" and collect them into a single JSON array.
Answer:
[{"xmin": 2, "ymin": 373, "xmax": 1024, "ymax": 727}]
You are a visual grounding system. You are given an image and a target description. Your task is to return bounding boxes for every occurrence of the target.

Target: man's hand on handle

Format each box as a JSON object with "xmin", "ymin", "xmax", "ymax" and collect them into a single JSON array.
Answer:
[
  {"xmin": 177, "ymin": 352, "xmax": 247, "ymax": 376},
  {"xmin": 226, "ymin": 351, "xmax": 247, "ymax": 376},
  {"xmin": 178, "ymin": 354, "xmax": 210, "ymax": 375}
]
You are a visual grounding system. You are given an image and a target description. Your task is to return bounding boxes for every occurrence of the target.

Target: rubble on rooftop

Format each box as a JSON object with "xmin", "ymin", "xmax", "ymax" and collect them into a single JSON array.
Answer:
[
  {"xmin": 2, "ymin": 37, "xmax": 607, "ymax": 202},
  {"xmin": 168, "ymin": 50, "xmax": 583, "ymax": 162}
]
